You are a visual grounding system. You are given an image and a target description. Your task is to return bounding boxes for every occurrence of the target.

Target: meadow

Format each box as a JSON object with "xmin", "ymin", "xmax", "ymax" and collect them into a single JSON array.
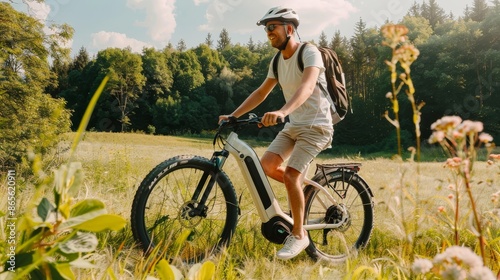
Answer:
[{"xmin": 44, "ymin": 131, "xmax": 500, "ymax": 279}]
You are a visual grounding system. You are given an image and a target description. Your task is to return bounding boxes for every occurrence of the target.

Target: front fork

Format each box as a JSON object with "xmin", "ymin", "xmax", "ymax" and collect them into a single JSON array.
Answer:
[{"xmin": 186, "ymin": 151, "xmax": 229, "ymax": 217}]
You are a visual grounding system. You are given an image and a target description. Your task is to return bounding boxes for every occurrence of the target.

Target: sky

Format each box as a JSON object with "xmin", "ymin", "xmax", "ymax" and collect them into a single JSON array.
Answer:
[{"xmin": 7, "ymin": 0, "xmax": 473, "ymax": 57}]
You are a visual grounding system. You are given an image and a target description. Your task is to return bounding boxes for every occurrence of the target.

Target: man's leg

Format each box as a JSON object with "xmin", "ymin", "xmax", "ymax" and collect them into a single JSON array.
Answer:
[
  {"xmin": 283, "ymin": 166, "xmax": 306, "ymax": 239},
  {"xmin": 262, "ymin": 152, "xmax": 306, "ymax": 237},
  {"xmin": 261, "ymin": 151, "xmax": 285, "ymax": 183},
  {"xmin": 274, "ymin": 165, "xmax": 310, "ymax": 260},
  {"xmin": 262, "ymin": 153, "xmax": 309, "ymax": 260}
]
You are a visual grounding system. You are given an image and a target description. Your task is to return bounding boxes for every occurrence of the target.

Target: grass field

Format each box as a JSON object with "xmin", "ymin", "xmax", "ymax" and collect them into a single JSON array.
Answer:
[{"xmin": 8, "ymin": 132, "xmax": 500, "ymax": 279}]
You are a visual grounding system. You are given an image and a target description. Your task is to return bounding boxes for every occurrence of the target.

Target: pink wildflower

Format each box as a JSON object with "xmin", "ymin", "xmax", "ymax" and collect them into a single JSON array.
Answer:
[
  {"xmin": 433, "ymin": 246, "xmax": 483, "ymax": 268},
  {"xmin": 478, "ymin": 133, "xmax": 493, "ymax": 143},
  {"xmin": 490, "ymin": 154, "xmax": 500, "ymax": 159},
  {"xmin": 412, "ymin": 258, "xmax": 433, "ymax": 274},
  {"xmin": 457, "ymin": 120, "xmax": 483, "ymax": 134},
  {"xmin": 452, "ymin": 129, "xmax": 465, "ymax": 139},
  {"xmin": 428, "ymin": 131, "xmax": 445, "ymax": 144},
  {"xmin": 444, "ymin": 158, "xmax": 462, "ymax": 168},
  {"xmin": 430, "ymin": 116, "xmax": 462, "ymax": 131}
]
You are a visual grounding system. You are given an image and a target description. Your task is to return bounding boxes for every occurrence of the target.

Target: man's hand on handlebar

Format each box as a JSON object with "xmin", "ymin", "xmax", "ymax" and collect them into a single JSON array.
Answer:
[
  {"xmin": 218, "ymin": 115, "xmax": 237, "ymax": 125},
  {"xmin": 261, "ymin": 111, "xmax": 285, "ymax": 127},
  {"xmin": 218, "ymin": 115, "xmax": 230, "ymax": 124}
]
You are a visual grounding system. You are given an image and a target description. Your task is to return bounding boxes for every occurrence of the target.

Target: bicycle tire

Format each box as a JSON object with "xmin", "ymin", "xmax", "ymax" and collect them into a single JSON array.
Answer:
[
  {"xmin": 303, "ymin": 170, "xmax": 374, "ymax": 262},
  {"xmin": 131, "ymin": 155, "xmax": 239, "ymax": 263}
]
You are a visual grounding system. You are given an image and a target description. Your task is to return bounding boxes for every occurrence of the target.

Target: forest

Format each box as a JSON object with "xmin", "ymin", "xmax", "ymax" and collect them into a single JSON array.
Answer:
[{"xmin": 1, "ymin": 0, "xmax": 499, "ymax": 165}]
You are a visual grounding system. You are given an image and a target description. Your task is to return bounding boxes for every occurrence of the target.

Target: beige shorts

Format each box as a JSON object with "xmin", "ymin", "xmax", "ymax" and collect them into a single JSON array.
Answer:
[{"xmin": 266, "ymin": 123, "xmax": 333, "ymax": 173}]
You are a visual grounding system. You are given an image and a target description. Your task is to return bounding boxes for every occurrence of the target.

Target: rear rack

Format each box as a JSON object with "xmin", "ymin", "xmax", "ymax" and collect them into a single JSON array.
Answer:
[
  {"xmin": 315, "ymin": 163, "xmax": 361, "ymax": 174},
  {"xmin": 314, "ymin": 163, "xmax": 362, "ymax": 197}
]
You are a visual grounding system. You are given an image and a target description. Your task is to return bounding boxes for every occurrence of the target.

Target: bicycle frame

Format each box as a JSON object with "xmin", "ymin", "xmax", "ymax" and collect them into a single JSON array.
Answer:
[{"xmin": 216, "ymin": 131, "xmax": 346, "ymax": 231}]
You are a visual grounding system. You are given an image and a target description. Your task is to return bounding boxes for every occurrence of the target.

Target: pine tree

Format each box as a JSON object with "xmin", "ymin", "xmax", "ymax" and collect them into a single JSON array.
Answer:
[
  {"xmin": 247, "ymin": 36, "xmax": 256, "ymax": 52},
  {"xmin": 408, "ymin": 1, "xmax": 421, "ymax": 17},
  {"xmin": 205, "ymin": 33, "xmax": 213, "ymax": 48},
  {"xmin": 421, "ymin": 0, "xmax": 447, "ymax": 29},
  {"xmin": 177, "ymin": 39, "xmax": 187, "ymax": 52},
  {"xmin": 318, "ymin": 31, "xmax": 328, "ymax": 48},
  {"xmin": 470, "ymin": 0, "xmax": 489, "ymax": 22},
  {"xmin": 72, "ymin": 47, "xmax": 90, "ymax": 71},
  {"xmin": 217, "ymin": 28, "xmax": 231, "ymax": 52}
]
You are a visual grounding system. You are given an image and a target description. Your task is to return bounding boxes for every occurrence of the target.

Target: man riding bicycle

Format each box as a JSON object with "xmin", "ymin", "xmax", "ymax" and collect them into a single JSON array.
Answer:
[{"xmin": 219, "ymin": 6, "xmax": 334, "ymax": 260}]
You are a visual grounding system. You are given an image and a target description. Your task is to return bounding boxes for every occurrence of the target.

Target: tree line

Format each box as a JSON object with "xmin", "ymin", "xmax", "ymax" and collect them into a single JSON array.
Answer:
[{"xmin": 1, "ymin": 0, "xmax": 499, "ymax": 165}]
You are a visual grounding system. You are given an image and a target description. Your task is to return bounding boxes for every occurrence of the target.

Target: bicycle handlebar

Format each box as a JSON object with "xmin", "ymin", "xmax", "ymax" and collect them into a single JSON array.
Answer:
[
  {"xmin": 218, "ymin": 113, "xmax": 284, "ymax": 132},
  {"xmin": 214, "ymin": 113, "xmax": 283, "ymax": 146}
]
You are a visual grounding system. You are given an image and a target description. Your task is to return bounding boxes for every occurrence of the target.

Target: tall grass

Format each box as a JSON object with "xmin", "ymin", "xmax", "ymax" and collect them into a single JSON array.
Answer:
[
  {"xmin": 39, "ymin": 132, "xmax": 498, "ymax": 279},
  {"xmin": 3, "ymin": 126, "xmax": 498, "ymax": 278}
]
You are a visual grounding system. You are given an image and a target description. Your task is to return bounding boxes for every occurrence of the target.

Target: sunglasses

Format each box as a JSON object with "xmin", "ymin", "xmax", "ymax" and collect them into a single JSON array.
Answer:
[{"xmin": 264, "ymin": 23, "xmax": 287, "ymax": 32}]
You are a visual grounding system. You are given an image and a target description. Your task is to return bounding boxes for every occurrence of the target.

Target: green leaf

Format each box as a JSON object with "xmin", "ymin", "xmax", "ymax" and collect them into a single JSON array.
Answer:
[
  {"xmin": 70, "ymin": 199, "xmax": 105, "ymax": 217},
  {"xmin": 37, "ymin": 197, "xmax": 55, "ymax": 221},
  {"xmin": 197, "ymin": 261, "xmax": 216, "ymax": 280},
  {"xmin": 59, "ymin": 202, "xmax": 72, "ymax": 220},
  {"xmin": 67, "ymin": 162, "xmax": 83, "ymax": 196},
  {"xmin": 53, "ymin": 164, "xmax": 67, "ymax": 202},
  {"xmin": 54, "ymin": 262, "xmax": 75, "ymax": 280},
  {"xmin": 59, "ymin": 232, "xmax": 98, "ymax": 254},
  {"xmin": 106, "ymin": 266, "xmax": 118, "ymax": 280},
  {"xmin": 59, "ymin": 209, "xmax": 107, "ymax": 231},
  {"xmin": 12, "ymin": 252, "xmax": 34, "ymax": 269},
  {"xmin": 53, "ymin": 162, "xmax": 83, "ymax": 204},
  {"xmin": 54, "ymin": 188, "xmax": 62, "ymax": 209},
  {"xmin": 156, "ymin": 259, "xmax": 175, "ymax": 280},
  {"xmin": 47, "ymin": 262, "xmax": 75, "ymax": 280},
  {"xmin": 72, "ymin": 214, "xmax": 127, "ymax": 232}
]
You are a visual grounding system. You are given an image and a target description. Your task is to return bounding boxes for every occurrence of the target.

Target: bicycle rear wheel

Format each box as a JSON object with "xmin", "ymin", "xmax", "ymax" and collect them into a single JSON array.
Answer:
[
  {"xmin": 131, "ymin": 155, "xmax": 238, "ymax": 263},
  {"xmin": 304, "ymin": 170, "xmax": 374, "ymax": 262}
]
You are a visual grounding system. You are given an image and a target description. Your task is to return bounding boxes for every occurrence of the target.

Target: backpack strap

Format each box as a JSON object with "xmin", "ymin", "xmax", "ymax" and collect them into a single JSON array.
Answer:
[
  {"xmin": 272, "ymin": 51, "xmax": 281, "ymax": 83},
  {"xmin": 297, "ymin": 42, "xmax": 308, "ymax": 72}
]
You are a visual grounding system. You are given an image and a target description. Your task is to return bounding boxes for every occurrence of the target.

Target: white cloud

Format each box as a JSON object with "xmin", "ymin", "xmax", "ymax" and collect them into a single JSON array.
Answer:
[
  {"xmin": 25, "ymin": 1, "xmax": 51, "ymax": 22},
  {"xmin": 199, "ymin": 0, "xmax": 357, "ymax": 38},
  {"xmin": 193, "ymin": 0, "xmax": 210, "ymax": 5},
  {"xmin": 91, "ymin": 31, "xmax": 152, "ymax": 53},
  {"xmin": 126, "ymin": 0, "xmax": 177, "ymax": 45}
]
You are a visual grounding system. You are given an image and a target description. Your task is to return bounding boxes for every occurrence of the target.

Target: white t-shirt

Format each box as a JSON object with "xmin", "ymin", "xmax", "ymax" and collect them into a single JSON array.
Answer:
[{"xmin": 267, "ymin": 43, "xmax": 333, "ymax": 127}]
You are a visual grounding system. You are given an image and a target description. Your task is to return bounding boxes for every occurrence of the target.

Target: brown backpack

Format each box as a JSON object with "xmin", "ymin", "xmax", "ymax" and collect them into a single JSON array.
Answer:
[{"xmin": 272, "ymin": 43, "xmax": 350, "ymax": 124}]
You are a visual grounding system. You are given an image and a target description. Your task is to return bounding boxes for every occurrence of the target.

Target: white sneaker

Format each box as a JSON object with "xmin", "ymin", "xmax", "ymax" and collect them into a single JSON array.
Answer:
[{"xmin": 276, "ymin": 234, "xmax": 309, "ymax": 260}]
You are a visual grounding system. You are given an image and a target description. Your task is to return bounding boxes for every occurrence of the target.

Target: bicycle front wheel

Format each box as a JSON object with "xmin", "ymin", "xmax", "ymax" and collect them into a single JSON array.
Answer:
[
  {"xmin": 131, "ymin": 155, "xmax": 238, "ymax": 263},
  {"xmin": 304, "ymin": 171, "xmax": 374, "ymax": 262}
]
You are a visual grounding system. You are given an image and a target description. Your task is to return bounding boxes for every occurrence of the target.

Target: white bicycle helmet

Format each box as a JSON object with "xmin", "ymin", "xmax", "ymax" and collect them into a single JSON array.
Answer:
[{"xmin": 256, "ymin": 6, "xmax": 299, "ymax": 28}]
